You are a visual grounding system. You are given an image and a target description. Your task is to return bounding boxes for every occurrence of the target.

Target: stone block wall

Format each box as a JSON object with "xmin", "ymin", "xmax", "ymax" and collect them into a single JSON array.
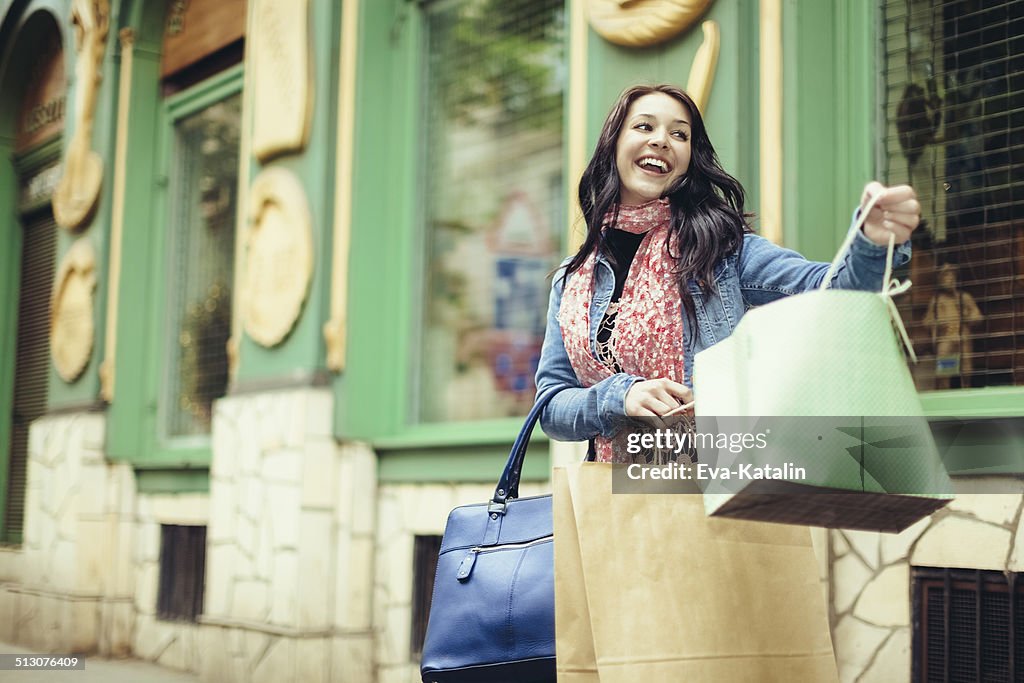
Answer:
[
  {"xmin": 193, "ymin": 388, "xmax": 376, "ymax": 683},
  {"xmin": 130, "ymin": 492, "xmax": 209, "ymax": 672},
  {"xmin": 1, "ymin": 412, "xmax": 135, "ymax": 656},
  {"xmin": 829, "ymin": 485, "xmax": 1024, "ymax": 682}
]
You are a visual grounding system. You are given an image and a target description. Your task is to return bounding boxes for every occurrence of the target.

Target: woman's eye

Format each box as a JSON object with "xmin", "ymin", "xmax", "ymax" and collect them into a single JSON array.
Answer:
[
  {"xmin": 672, "ymin": 131, "xmax": 689, "ymax": 140},
  {"xmin": 634, "ymin": 122, "xmax": 652, "ymax": 131}
]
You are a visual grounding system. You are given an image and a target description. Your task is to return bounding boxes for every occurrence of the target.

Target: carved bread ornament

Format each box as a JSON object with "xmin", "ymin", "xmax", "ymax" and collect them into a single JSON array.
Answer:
[
  {"xmin": 586, "ymin": 0, "xmax": 713, "ymax": 47},
  {"xmin": 252, "ymin": 0, "xmax": 313, "ymax": 162},
  {"xmin": 51, "ymin": 239, "xmax": 97, "ymax": 383},
  {"xmin": 685, "ymin": 20, "xmax": 720, "ymax": 114},
  {"xmin": 243, "ymin": 167, "xmax": 314, "ymax": 347},
  {"xmin": 52, "ymin": 0, "xmax": 109, "ymax": 230}
]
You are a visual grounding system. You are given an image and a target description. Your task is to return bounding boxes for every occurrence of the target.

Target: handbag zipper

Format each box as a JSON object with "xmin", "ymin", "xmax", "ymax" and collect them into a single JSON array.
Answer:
[{"xmin": 456, "ymin": 535, "xmax": 553, "ymax": 582}]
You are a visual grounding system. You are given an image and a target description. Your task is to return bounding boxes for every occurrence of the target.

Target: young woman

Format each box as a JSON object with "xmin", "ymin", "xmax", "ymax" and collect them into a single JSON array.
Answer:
[{"xmin": 535, "ymin": 84, "xmax": 920, "ymax": 462}]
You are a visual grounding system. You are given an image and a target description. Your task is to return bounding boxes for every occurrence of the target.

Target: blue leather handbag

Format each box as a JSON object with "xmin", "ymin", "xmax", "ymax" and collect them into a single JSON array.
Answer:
[{"xmin": 420, "ymin": 389, "xmax": 560, "ymax": 683}]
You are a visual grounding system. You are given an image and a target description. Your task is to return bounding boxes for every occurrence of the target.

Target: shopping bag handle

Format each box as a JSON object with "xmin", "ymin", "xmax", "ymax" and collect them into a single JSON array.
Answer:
[
  {"xmin": 491, "ymin": 387, "xmax": 562, "ymax": 511},
  {"xmin": 818, "ymin": 190, "xmax": 918, "ymax": 361},
  {"xmin": 819, "ymin": 190, "xmax": 882, "ymax": 291}
]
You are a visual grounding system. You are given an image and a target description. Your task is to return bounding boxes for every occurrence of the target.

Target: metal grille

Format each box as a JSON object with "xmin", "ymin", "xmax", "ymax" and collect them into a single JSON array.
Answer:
[
  {"xmin": 410, "ymin": 534, "xmax": 443, "ymax": 656},
  {"xmin": 950, "ymin": 587, "xmax": 978, "ymax": 679},
  {"xmin": 1016, "ymin": 592, "xmax": 1024, "ymax": 675},
  {"xmin": 983, "ymin": 590, "xmax": 1012, "ymax": 680},
  {"xmin": 3, "ymin": 211, "xmax": 56, "ymax": 545},
  {"xmin": 416, "ymin": 0, "xmax": 566, "ymax": 422},
  {"xmin": 915, "ymin": 566, "xmax": 1024, "ymax": 682},
  {"xmin": 163, "ymin": 93, "xmax": 240, "ymax": 437},
  {"xmin": 156, "ymin": 524, "xmax": 206, "ymax": 622},
  {"xmin": 880, "ymin": 0, "xmax": 1024, "ymax": 390}
]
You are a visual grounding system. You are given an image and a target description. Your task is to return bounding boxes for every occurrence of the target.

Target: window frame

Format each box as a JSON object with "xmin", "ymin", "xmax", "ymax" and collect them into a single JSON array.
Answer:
[
  {"xmin": 783, "ymin": 0, "xmax": 1023, "ymax": 421},
  {"xmin": 337, "ymin": 0, "xmax": 563, "ymax": 466},
  {"xmin": 0, "ymin": 137, "xmax": 62, "ymax": 544},
  {"xmin": 136, "ymin": 64, "xmax": 244, "ymax": 469},
  {"xmin": 872, "ymin": 0, "xmax": 1024, "ymax": 414}
]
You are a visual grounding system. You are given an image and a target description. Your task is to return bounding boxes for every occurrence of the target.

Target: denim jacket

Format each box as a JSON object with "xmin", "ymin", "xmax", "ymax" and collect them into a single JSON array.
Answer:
[{"xmin": 535, "ymin": 213, "xmax": 911, "ymax": 442}]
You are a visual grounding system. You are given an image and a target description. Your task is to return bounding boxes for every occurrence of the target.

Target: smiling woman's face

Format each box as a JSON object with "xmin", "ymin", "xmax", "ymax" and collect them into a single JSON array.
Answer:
[{"xmin": 614, "ymin": 92, "xmax": 692, "ymax": 206}]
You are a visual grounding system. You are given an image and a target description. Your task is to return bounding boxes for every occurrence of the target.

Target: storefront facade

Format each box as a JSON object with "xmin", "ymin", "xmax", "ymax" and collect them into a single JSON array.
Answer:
[{"xmin": 0, "ymin": 0, "xmax": 1021, "ymax": 680}]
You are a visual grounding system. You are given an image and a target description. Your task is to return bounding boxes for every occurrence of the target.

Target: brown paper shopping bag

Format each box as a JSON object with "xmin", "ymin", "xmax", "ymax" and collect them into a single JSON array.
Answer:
[
  {"xmin": 553, "ymin": 466, "xmax": 600, "ymax": 682},
  {"xmin": 555, "ymin": 461, "xmax": 838, "ymax": 683}
]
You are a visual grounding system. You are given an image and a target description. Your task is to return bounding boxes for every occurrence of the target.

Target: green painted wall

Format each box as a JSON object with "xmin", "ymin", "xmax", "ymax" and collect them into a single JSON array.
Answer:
[
  {"xmin": 782, "ymin": 0, "xmax": 875, "ymax": 260},
  {"xmin": 106, "ymin": 0, "xmax": 175, "ymax": 461},
  {"xmin": 333, "ymin": 0, "xmax": 420, "ymax": 441},
  {"xmin": 231, "ymin": 0, "xmax": 342, "ymax": 389},
  {"xmin": 107, "ymin": 0, "xmax": 344, "ymax": 464},
  {"xmin": 3, "ymin": 0, "xmax": 1018, "ymax": 488}
]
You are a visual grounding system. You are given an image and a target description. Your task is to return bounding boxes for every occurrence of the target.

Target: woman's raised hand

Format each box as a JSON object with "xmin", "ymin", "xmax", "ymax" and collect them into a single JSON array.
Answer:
[
  {"xmin": 625, "ymin": 378, "xmax": 694, "ymax": 426},
  {"xmin": 860, "ymin": 181, "xmax": 921, "ymax": 246}
]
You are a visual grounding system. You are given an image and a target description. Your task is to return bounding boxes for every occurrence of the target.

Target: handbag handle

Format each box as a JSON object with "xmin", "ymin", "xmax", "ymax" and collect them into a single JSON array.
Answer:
[{"xmin": 490, "ymin": 387, "xmax": 562, "ymax": 512}]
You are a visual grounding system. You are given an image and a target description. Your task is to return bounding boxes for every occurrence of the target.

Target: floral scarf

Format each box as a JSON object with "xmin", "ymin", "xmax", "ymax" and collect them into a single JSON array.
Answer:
[{"xmin": 557, "ymin": 199, "xmax": 685, "ymax": 462}]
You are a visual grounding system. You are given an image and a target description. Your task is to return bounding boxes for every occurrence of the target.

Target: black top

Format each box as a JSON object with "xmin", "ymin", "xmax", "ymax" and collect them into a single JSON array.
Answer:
[
  {"xmin": 595, "ymin": 229, "xmax": 645, "ymax": 371},
  {"xmin": 605, "ymin": 229, "xmax": 645, "ymax": 301}
]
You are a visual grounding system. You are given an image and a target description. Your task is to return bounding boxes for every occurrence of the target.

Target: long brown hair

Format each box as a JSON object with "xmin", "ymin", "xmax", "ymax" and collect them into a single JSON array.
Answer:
[{"xmin": 563, "ymin": 84, "xmax": 753, "ymax": 310}]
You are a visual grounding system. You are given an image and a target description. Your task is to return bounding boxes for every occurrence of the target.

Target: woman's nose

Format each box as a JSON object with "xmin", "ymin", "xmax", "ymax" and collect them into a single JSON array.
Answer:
[{"xmin": 648, "ymin": 132, "xmax": 668, "ymax": 148}]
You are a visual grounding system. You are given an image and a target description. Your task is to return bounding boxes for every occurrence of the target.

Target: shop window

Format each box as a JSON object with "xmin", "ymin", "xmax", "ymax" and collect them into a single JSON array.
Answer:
[
  {"xmin": 411, "ymin": 534, "xmax": 443, "ymax": 656},
  {"xmin": 913, "ymin": 566, "xmax": 1024, "ymax": 681},
  {"xmin": 1, "ymin": 5, "xmax": 63, "ymax": 546},
  {"xmin": 156, "ymin": 0, "xmax": 244, "ymax": 441},
  {"xmin": 3, "ymin": 212, "xmax": 56, "ymax": 544},
  {"xmin": 157, "ymin": 524, "xmax": 206, "ymax": 622},
  {"xmin": 881, "ymin": 0, "xmax": 1024, "ymax": 391},
  {"xmin": 161, "ymin": 92, "xmax": 241, "ymax": 437},
  {"xmin": 415, "ymin": 0, "xmax": 566, "ymax": 422}
]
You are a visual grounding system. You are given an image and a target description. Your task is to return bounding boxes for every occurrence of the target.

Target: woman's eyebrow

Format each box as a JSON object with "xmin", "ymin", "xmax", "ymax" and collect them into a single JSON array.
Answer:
[
  {"xmin": 632, "ymin": 113, "xmax": 691, "ymax": 126},
  {"xmin": 629, "ymin": 113, "xmax": 691, "ymax": 128}
]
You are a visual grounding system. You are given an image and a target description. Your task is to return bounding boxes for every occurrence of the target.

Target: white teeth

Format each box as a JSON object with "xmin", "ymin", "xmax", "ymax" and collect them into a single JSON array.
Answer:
[{"xmin": 638, "ymin": 157, "xmax": 669, "ymax": 172}]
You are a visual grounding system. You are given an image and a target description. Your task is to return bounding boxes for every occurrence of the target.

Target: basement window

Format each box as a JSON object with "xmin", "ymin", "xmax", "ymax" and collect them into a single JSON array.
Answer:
[
  {"xmin": 157, "ymin": 524, "xmax": 207, "ymax": 622},
  {"xmin": 913, "ymin": 565, "xmax": 1024, "ymax": 681}
]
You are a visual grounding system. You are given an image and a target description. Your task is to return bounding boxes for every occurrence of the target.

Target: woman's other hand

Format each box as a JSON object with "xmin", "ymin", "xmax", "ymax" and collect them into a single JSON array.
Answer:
[
  {"xmin": 860, "ymin": 181, "xmax": 921, "ymax": 246},
  {"xmin": 625, "ymin": 378, "xmax": 693, "ymax": 426}
]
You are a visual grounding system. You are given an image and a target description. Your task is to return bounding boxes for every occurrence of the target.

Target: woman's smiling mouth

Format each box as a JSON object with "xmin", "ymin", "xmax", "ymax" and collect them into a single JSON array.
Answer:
[{"xmin": 636, "ymin": 156, "xmax": 672, "ymax": 174}]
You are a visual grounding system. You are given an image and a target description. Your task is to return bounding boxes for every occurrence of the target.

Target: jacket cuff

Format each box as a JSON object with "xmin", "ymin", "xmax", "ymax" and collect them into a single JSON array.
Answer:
[
  {"xmin": 850, "ymin": 209, "xmax": 912, "ymax": 268},
  {"xmin": 599, "ymin": 373, "xmax": 644, "ymax": 436}
]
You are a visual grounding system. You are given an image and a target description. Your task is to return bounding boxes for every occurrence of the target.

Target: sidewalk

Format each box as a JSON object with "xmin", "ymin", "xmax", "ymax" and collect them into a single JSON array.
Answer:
[{"xmin": 0, "ymin": 641, "xmax": 199, "ymax": 682}]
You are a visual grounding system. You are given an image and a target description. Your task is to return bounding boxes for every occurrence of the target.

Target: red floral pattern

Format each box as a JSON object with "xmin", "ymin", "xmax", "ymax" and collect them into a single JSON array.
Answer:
[{"xmin": 557, "ymin": 199, "xmax": 685, "ymax": 462}]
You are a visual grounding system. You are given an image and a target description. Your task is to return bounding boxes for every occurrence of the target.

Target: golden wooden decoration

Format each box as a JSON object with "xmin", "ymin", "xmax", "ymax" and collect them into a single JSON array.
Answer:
[
  {"xmin": 52, "ymin": 0, "xmax": 109, "ymax": 230},
  {"xmin": 243, "ymin": 167, "xmax": 313, "ymax": 347},
  {"xmin": 760, "ymin": 0, "xmax": 782, "ymax": 245},
  {"xmin": 99, "ymin": 28, "xmax": 136, "ymax": 403},
  {"xmin": 685, "ymin": 20, "xmax": 719, "ymax": 114},
  {"xmin": 51, "ymin": 239, "xmax": 97, "ymax": 383},
  {"xmin": 324, "ymin": 0, "xmax": 359, "ymax": 371},
  {"xmin": 252, "ymin": 0, "xmax": 312, "ymax": 162},
  {"xmin": 586, "ymin": 0, "xmax": 713, "ymax": 47}
]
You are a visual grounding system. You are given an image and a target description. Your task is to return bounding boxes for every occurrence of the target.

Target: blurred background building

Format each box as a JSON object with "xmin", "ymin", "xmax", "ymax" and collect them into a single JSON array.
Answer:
[{"xmin": 0, "ymin": 0, "xmax": 1021, "ymax": 680}]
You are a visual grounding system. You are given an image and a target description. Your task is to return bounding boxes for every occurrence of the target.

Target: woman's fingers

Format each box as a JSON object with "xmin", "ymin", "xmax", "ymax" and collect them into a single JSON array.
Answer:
[
  {"xmin": 861, "ymin": 181, "xmax": 921, "ymax": 245},
  {"xmin": 861, "ymin": 181, "xmax": 886, "ymax": 206},
  {"xmin": 876, "ymin": 184, "xmax": 917, "ymax": 204},
  {"xmin": 625, "ymin": 378, "xmax": 694, "ymax": 419}
]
